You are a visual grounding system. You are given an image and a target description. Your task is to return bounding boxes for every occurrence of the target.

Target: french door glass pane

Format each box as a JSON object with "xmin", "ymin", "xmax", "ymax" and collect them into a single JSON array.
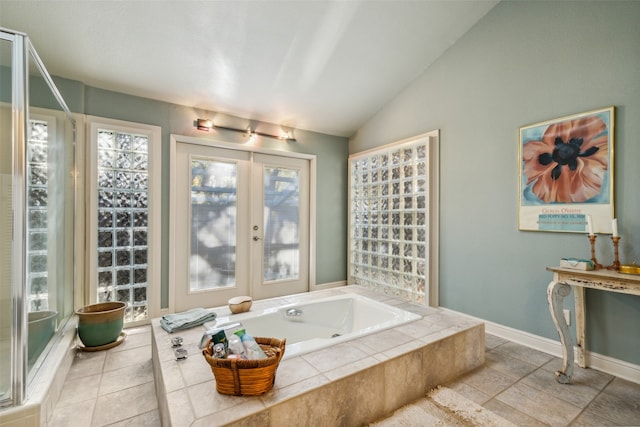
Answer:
[
  {"xmin": 190, "ymin": 159, "xmax": 237, "ymax": 291},
  {"xmin": 96, "ymin": 130, "xmax": 149, "ymax": 322},
  {"xmin": 263, "ymin": 166, "xmax": 300, "ymax": 281}
]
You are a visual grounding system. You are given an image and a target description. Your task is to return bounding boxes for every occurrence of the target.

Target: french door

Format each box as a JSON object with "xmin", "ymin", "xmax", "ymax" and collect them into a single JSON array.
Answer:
[{"xmin": 172, "ymin": 140, "xmax": 310, "ymax": 311}]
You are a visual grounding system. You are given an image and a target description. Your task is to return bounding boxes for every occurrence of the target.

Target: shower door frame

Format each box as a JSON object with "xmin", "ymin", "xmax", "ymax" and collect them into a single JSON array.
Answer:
[{"xmin": 1, "ymin": 27, "xmax": 77, "ymax": 407}]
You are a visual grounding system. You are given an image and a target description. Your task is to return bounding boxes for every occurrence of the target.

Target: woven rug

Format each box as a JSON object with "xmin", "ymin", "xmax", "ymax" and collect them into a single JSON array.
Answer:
[{"xmin": 369, "ymin": 386, "xmax": 515, "ymax": 427}]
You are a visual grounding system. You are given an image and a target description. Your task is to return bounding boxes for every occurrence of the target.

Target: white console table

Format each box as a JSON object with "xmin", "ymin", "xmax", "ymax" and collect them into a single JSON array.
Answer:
[{"xmin": 546, "ymin": 266, "xmax": 640, "ymax": 383}]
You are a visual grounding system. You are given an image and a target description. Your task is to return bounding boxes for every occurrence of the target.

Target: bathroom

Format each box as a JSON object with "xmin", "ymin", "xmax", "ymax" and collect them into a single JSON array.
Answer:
[{"xmin": 2, "ymin": 1, "xmax": 640, "ymax": 425}]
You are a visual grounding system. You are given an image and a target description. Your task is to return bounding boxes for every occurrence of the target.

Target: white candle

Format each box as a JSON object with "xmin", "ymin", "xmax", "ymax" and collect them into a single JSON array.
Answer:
[
  {"xmin": 612, "ymin": 218, "xmax": 619, "ymax": 237},
  {"xmin": 586, "ymin": 215, "xmax": 594, "ymax": 236}
]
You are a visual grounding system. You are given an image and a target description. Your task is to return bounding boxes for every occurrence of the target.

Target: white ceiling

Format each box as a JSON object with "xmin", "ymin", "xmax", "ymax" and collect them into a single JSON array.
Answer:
[{"xmin": 1, "ymin": 1, "xmax": 498, "ymax": 137}]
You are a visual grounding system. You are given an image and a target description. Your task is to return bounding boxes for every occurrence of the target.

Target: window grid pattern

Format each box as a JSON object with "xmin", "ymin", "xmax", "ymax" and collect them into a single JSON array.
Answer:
[
  {"xmin": 96, "ymin": 130, "xmax": 149, "ymax": 322},
  {"xmin": 350, "ymin": 142, "xmax": 429, "ymax": 303},
  {"xmin": 27, "ymin": 120, "xmax": 49, "ymax": 311}
]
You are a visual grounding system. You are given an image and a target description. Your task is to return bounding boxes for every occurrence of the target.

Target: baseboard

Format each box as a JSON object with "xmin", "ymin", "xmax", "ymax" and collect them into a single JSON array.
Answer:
[{"xmin": 441, "ymin": 308, "xmax": 640, "ymax": 384}]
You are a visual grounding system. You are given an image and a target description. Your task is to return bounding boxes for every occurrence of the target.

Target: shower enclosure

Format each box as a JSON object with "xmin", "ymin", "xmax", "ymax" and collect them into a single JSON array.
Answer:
[{"xmin": 0, "ymin": 28, "xmax": 75, "ymax": 409}]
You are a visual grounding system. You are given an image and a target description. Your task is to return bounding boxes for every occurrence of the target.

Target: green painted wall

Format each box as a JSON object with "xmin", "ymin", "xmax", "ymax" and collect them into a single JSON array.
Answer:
[
  {"xmin": 52, "ymin": 86, "xmax": 348, "ymax": 308},
  {"xmin": 350, "ymin": 1, "xmax": 640, "ymax": 365}
]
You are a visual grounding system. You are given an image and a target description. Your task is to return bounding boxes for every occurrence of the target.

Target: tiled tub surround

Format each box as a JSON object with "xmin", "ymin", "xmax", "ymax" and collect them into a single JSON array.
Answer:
[{"xmin": 152, "ymin": 286, "xmax": 485, "ymax": 426}]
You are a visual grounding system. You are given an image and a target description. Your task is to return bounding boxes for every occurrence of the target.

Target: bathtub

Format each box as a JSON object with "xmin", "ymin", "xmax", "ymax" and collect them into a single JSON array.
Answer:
[{"xmin": 211, "ymin": 293, "xmax": 422, "ymax": 358}]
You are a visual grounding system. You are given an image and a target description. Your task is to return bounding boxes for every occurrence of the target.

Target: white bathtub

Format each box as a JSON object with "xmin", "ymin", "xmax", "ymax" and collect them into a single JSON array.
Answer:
[{"xmin": 212, "ymin": 293, "xmax": 422, "ymax": 358}]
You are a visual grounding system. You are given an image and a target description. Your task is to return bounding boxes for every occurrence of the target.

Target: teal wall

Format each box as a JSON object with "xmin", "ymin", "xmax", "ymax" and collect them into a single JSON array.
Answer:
[
  {"xmin": 52, "ymin": 85, "xmax": 348, "ymax": 308},
  {"xmin": 350, "ymin": 1, "xmax": 640, "ymax": 365}
]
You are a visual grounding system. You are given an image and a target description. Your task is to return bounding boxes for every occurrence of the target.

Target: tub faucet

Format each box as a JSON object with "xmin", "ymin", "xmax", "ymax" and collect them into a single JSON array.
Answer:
[{"xmin": 286, "ymin": 308, "xmax": 303, "ymax": 317}]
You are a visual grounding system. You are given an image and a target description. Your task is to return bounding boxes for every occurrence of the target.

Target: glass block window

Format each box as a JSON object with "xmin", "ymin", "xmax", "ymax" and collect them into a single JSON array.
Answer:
[
  {"xmin": 96, "ymin": 129, "xmax": 150, "ymax": 322},
  {"xmin": 349, "ymin": 138, "xmax": 431, "ymax": 303},
  {"xmin": 27, "ymin": 119, "xmax": 50, "ymax": 311}
]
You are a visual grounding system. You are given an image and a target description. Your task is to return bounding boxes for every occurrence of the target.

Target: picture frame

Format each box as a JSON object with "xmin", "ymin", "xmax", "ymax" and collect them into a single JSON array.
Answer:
[{"xmin": 518, "ymin": 106, "xmax": 615, "ymax": 233}]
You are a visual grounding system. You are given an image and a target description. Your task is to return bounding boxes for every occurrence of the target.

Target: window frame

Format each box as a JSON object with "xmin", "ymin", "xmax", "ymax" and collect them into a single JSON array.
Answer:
[
  {"xmin": 86, "ymin": 116, "xmax": 161, "ymax": 326},
  {"xmin": 348, "ymin": 130, "xmax": 439, "ymax": 306}
]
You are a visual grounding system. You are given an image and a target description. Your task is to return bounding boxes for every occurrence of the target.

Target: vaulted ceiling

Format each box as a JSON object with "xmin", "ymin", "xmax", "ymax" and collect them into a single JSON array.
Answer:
[{"xmin": 1, "ymin": 1, "xmax": 498, "ymax": 137}]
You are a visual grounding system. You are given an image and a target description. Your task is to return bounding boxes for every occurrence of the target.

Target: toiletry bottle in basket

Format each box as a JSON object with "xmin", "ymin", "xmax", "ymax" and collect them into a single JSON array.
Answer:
[
  {"xmin": 235, "ymin": 329, "xmax": 267, "ymax": 359},
  {"xmin": 227, "ymin": 334, "xmax": 247, "ymax": 359}
]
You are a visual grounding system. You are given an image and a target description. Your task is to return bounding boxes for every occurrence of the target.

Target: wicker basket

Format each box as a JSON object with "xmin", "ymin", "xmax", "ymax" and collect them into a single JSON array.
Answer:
[{"xmin": 202, "ymin": 337, "xmax": 286, "ymax": 396}]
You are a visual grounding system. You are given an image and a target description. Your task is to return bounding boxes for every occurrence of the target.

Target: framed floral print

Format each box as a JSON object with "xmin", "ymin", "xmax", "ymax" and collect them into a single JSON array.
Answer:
[{"xmin": 519, "ymin": 107, "xmax": 614, "ymax": 233}]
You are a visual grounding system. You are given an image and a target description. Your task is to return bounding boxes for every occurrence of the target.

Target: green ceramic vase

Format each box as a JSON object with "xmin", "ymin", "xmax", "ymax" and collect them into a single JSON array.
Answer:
[{"xmin": 76, "ymin": 302, "xmax": 126, "ymax": 347}]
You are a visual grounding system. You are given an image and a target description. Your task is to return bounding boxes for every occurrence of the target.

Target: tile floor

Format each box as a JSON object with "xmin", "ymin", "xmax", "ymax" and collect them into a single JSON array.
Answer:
[{"xmin": 48, "ymin": 328, "xmax": 640, "ymax": 427}]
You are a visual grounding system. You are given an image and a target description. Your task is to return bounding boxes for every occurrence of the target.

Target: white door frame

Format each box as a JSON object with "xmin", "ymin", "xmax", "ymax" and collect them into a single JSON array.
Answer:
[{"xmin": 168, "ymin": 134, "xmax": 317, "ymax": 314}]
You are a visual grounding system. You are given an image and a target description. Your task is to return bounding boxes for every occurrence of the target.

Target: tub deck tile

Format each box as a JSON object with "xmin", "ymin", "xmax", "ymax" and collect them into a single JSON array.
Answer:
[{"xmin": 152, "ymin": 285, "xmax": 485, "ymax": 426}]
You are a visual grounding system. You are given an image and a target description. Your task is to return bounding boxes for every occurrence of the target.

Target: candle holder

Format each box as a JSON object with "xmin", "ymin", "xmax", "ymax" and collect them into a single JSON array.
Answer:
[
  {"xmin": 588, "ymin": 235, "xmax": 603, "ymax": 270},
  {"xmin": 606, "ymin": 236, "xmax": 621, "ymax": 271}
]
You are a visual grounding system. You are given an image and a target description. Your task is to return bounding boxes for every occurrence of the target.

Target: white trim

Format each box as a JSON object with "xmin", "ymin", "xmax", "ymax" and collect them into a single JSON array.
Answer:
[
  {"xmin": 311, "ymin": 280, "xmax": 347, "ymax": 291},
  {"xmin": 169, "ymin": 134, "xmax": 317, "ymax": 310},
  {"xmin": 348, "ymin": 130, "xmax": 440, "ymax": 307},
  {"xmin": 85, "ymin": 116, "xmax": 162, "ymax": 325},
  {"xmin": 169, "ymin": 133, "xmax": 316, "ymax": 161},
  {"xmin": 441, "ymin": 307, "xmax": 640, "ymax": 384}
]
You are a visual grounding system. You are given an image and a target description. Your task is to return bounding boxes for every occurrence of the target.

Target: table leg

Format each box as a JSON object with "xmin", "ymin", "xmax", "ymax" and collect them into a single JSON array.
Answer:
[
  {"xmin": 574, "ymin": 286, "xmax": 587, "ymax": 368},
  {"xmin": 547, "ymin": 280, "xmax": 573, "ymax": 384}
]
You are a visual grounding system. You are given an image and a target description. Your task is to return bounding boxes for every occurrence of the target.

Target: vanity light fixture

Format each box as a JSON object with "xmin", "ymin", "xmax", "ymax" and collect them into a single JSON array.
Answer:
[
  {"xmin": 195, "ymin": 118, "xmax": 296, "ymax": 142},
  {"xmin": 196, "ymin": 118, "xmax": 213, "ymax": 131}
]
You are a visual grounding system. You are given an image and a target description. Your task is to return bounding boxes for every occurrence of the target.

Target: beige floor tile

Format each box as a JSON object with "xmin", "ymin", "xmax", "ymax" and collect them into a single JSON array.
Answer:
[
  {"xmin": 55, "ymin": 373, "xmax": 101, "ymax": 407},
  {"xmin": 447, "ymin": 381, "xmax": 492, "ymax": 405},
  {"xmin": 104, "ymin": 409, "xmax": 161, "ymax": 426},
  {"xmin": 65, "ymin": 351, "xmax": 106, "ymax": 381},
  {"xmin": 541, "ymin": 357, "xmax": 615, "ymax": 391},
  {"xmin": 453, "ymin": 365, "xmax": 516, "ymax": 398},
  {"xmin": 50, "ymin": 322, "xmax": 638, "ymax": 426},
  {"xmin": 485, "ymin": 334, "xmax": 508, "ymax": 350},
  {"xmin": 47, "ymin": 398, "xmax": 95, "ymax": 427},
  {"xmin": 109, "ymin": 331, "xmax": 151, "ymax": 353},
  {"xmin": 92, "ymin": 381, "xmax": 158, "ymax": 426},
  {"xmin": 496, "ymin": 382, "xmax": 582, "ymax": 426},
  {"xmin": 98, "ymin": 360, "xmax": 154, "ymax": 396},
  {"xmin": 522, "ymin": 367, "xmax": 600, "ymax": 408},
  {"xmin": 493, "ymin": 341, "xmax": 554, "ymax": 367},
  {"xmin": 482, "ymin": 398, "xmax": 549, "ymax": 427},
  {"xmin": 485, "ymin": 350, "xmax": 538, "ymax": 380},
  {"xmin": 103, "ymin": 344, "xmax": 152, "ymax": 373},
  {"xmin": 587, "ymin": 378, "xmax": 640, "ymax": 426},
  {"xmin": 570, "ymin": 409, "xmax": 619, "ymax": 426}
]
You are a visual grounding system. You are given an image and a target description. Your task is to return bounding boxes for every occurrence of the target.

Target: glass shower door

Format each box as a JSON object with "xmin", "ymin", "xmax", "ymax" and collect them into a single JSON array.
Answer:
[
  {"xmin": 0, "ymin": 34, "xmax": 14, "ymax": 407},
  {"xmin": 25, "ymin": 43, "xmax": 76, "ymax": 382},
  {"xmin": 0, "ymin": 28, "xmax": 76, "ymax": 408}
]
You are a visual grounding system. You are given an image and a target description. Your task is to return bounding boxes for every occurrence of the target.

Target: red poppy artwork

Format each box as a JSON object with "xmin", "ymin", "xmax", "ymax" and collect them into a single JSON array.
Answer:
[{"xmin": 519, "ymin": 107, "xmax": 614, "ymax": 232}]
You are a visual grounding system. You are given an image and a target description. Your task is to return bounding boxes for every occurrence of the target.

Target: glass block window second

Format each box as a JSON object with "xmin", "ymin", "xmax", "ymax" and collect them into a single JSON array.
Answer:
[
  {"xmin": 349, "ymin": 140, "xmax": 429, "ymax": 303},
  {"xmin": 27, "ymin": 119, "xmax": 49, "ymax": 312},
  {"xmin": 96, "ymin": 129, "xmax": 149, "ymax": 322}
]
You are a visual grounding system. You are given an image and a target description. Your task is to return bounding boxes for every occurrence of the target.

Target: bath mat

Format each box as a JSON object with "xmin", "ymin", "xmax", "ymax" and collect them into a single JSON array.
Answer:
[{"xmin": 369, "ymin": 386, "xmax": 515, "ymax": 427}]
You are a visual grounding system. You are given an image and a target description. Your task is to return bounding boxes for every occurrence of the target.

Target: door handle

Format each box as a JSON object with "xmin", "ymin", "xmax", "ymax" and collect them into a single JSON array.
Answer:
[{"xmin": 253, "ymin": 236, "xmax": 261, "ymax": 241}]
